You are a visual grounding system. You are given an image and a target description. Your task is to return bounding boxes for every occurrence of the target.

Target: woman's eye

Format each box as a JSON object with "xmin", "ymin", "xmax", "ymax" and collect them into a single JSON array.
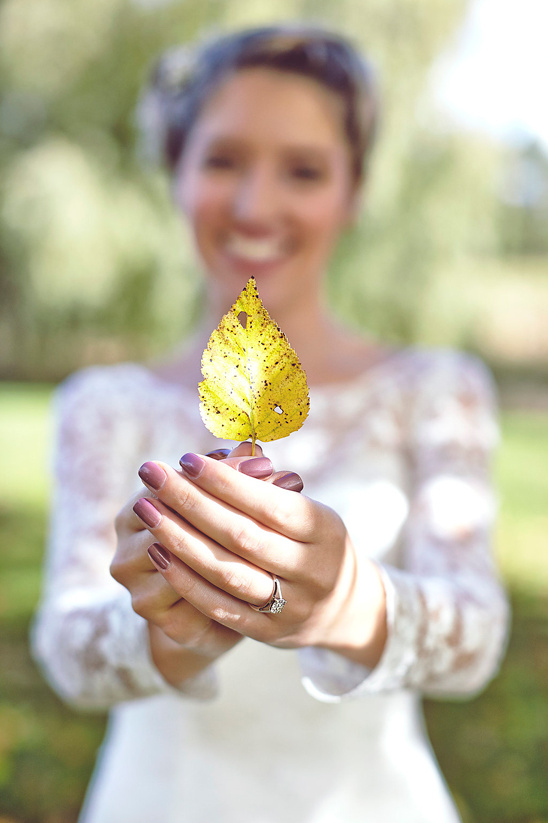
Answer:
[
  {"xmin": 290, "ymin": 166, "xmax": 324, "ymax": 182},
  {"xmin": 203, "ymin": 154, "xmax": 237, "ymax": 170}
]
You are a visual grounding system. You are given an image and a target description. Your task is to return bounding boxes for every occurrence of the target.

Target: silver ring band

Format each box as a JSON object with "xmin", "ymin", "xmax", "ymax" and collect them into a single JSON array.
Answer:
[{"xmin": 250, "ymin": 575, "xmax": 286, "ymax": 614}]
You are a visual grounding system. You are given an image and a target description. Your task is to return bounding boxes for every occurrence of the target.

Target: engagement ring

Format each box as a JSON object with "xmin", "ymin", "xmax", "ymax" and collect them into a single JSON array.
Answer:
[{"xmin": 250, "ymin": 576, "xmax": 286, "ymax": 614}]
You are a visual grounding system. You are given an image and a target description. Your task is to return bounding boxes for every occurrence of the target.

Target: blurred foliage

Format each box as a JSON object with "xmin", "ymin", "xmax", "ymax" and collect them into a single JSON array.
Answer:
[
  {"xmin": 1, "ymin": 0, "xmax": 529, "ymax": 381},
  {"xmin": 496, "ymin": 140, "xmax": 548, "ymax": 257},
  {"xmin": 0, "ymin": 383, "xmax": 547, "ymax": 822}
]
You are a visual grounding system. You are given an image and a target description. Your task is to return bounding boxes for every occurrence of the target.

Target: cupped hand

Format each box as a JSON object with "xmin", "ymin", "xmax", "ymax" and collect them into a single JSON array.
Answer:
[
  {"xmin": 132, "ymin": 449, "xmax": 387, "ymax": 666},
  {"xmin": 111, "ymin": 485, "xmax": 243, "ymax": 687},
  {"xmin": 110, "ymin": 443, "xmax": 306, "ymax": 686}
]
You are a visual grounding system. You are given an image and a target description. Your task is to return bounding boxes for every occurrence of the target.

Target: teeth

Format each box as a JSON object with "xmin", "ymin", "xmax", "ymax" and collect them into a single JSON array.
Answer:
[{"xmin": 226, "ymin": 235, "xmax": 283, "ymax": 262}]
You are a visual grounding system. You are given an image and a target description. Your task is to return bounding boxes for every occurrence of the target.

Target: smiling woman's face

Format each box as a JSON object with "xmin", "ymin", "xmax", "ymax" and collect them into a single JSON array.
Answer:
[{"xmin": 174, "ymin": 67, "xmax": 357, "ymax": 316}]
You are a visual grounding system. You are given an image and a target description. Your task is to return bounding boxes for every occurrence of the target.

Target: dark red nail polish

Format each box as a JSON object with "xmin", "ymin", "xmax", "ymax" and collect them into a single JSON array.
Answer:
[
  {"xmin": 138, "ymin": 461, "xmax": 167, "ymax": 491},
  {"xmin": 273, "ymin": 472, "xmax": 304, "ymax": 492},
  {"xmin": 133, "ymin": 498, "xmax": 162, "ymax": 528},
  {"xmin": 179, "ymin": 453, "xmax": 205, "ymax": 477},
  {"xmin": 206, "ymin": 449, "xmax": 231, "ymax": 461},
  {"xmin": 148, "ymin": 543, "xmax": 170, "ymax": 570},
  {"xmin": 238, "ymin": 457, "xmax": 273, "ymax": 478}
]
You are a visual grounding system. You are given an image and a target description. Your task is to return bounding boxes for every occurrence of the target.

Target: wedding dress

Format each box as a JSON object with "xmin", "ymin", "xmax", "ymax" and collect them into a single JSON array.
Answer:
[{"xmin": 32, "ymin": 347, "xmax": 509, "ymax": 823}]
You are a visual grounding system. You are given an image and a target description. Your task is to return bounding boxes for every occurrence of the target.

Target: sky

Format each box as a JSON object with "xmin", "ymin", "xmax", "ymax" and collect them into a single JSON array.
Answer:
[{"xmin": 432, "ymin": 0, "xmax": 548, "ymax": 151}]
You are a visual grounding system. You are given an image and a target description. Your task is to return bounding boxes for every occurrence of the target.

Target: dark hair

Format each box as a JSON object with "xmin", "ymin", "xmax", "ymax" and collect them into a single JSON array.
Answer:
[{"xmin": 138, "ymin": 25, "xmax": 379, "ymax": 182}]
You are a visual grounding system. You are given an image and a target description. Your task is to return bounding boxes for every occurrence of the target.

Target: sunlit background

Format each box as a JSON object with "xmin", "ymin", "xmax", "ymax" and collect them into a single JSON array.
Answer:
[{"xmin": 0, "ymin": 1, "xmax": 547, "ymax": 821}]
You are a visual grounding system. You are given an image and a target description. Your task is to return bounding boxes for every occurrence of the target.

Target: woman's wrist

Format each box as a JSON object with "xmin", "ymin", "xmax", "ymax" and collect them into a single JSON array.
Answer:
[
  {"xmin": 317, "ymin": 556, "xmax": 388, "ymax": 670},
  {"xmin": 147, "ymin": 623, "xmax": 240, "ymax": 689}
]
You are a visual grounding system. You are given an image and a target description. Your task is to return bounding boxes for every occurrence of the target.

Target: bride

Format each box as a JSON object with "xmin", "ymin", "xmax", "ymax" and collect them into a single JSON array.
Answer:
[{"xmin": 32, "ymin": 24, "xmax": 509, "ymax": 823}]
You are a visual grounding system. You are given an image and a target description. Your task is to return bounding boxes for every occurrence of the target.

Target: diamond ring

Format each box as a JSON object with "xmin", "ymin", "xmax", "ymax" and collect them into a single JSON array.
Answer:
[{"xmin": 250, "ymin": 575, "xmax": 286, "ymax": 615}]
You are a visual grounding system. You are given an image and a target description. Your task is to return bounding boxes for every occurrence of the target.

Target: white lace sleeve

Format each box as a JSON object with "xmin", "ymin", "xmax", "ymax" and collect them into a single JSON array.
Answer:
[
  {"xmin": 31, "ymin": 367, "xmax": 216, "ymax": 710},
  {"xmin": 301, "ymin": 352, "xmax": 510, "ymax": 702}
]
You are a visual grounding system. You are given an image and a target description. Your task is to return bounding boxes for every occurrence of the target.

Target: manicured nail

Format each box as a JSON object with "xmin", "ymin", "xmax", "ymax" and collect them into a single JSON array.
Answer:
[
  {"xmin": 138, "ymin": 461, "xmax": 167, "ymax": 491},
  {"xmin": 133, "ymin": 498, "xmax": 162, "ymax": 528},
  {"xmin": 273, "ymin": 472, "xmax": 304, "ymax": 492},
  {"xmin": 238, "ymin": 457, "xmax": 273, "ymax": 478},
  {"xmin": 206, "ymin": 449, "xmax": 231, "ymax": 461},
  {"xmin": 179, "ymin": 453, "xmax": 205, "ymax": 478},
  {"xmin": 148, "ymin": 543, "xmax": 170, "ymax": 570}
]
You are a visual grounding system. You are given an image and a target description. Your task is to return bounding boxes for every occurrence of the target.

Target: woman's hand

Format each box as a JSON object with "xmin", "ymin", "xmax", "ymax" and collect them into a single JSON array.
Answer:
[
  {"xmin": 132, "ymin": 448, "xmax": 387, "ymax": 669},
  {"xmin": 110, "ymin": 443, "xmax": 305, "ymax": 687},
  {"xmin": 111, "ymin": 486, "xmax": 243, "ymax": 689}
]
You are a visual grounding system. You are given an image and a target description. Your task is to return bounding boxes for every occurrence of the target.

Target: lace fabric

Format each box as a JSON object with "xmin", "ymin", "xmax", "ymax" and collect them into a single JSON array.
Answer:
[
  {"xmin": 32, "ymin": 364, "xmax": 218, "ymax": 708},
  {"xmin": 31, "ymin": 348, "xmax": 509, "ymax": 709},
  {"xmin": 300, "ymin": 350, "xmax": 509, "ymax": 700}
]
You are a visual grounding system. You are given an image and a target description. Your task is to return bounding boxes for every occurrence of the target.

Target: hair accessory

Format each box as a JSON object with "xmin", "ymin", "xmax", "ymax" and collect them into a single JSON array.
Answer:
[
  {"xmin": 154, "ymin": 45, "xmax": 195, "ymax": 94},
  {"xmin": 134, "ymin": 45, "xmax": 195, "ymax": 165}
]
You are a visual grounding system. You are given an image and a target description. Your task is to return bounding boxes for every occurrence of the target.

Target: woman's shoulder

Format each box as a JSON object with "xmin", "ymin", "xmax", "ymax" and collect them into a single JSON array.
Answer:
[
  {"xmin": 386, "ymin": 345, "xmax": 496, "ymax": 402},
  {"xmin": 392, "ymin": 346, "xmax": 499, "ymax": 451},
  {"xmin": 331, "ymin": 346, "xmax": 496, "ymax": 414},
  {"xmin": 60, "ymin": 361, "xmax": 148, "ymax": 391},
  {"xmin": 54, "ymin": 361, "xmax": 193, "ymax": 424},
  {"xmin": 56, "ymin": 362, "xmax": 150, "ymax": 412}
]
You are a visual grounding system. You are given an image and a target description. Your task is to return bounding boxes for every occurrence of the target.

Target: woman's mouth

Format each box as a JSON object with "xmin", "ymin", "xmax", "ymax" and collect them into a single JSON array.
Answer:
[{"xmin": 225, "ymin": 233, "xmax": 287, "ymax": 264}]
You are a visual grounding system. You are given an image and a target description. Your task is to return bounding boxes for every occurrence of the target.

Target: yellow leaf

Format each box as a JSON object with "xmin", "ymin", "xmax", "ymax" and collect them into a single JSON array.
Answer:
[{"xmin": 199, "ymin": 277, "xmax": 310, "ymax": 453}]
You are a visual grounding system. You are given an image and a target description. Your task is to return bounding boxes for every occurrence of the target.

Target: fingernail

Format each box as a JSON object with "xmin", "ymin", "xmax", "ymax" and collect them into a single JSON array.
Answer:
[
  {"xmin": 206, "ymin": 449, "xmax": 231, "ymax": 461},
  {"xmin": 148, "ymin": 543, "xmax": 170, "ymax": 570},
  {"xmin": 138, "ymin": 461, "xmax": 167, "ymax": 491},
  {"xmin": 179, "ymin": 453, "xmax": 205, "ymax": 478},
  {"xmin": 133, "ymin": 498, "xmax": 162, "ymax": 528},
  {"xmin": 273, "ymin": 472, "xmax": 304, "ymax": 492},
  {"xmin": 238, "ymin": 457, "xmax": 273, "ymax": 478}
]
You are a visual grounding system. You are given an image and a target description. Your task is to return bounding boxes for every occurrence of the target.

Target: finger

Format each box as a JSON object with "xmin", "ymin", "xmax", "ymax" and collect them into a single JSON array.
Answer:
[
  {"xmin": 110, "ymin": 527, "xmax": 184, "ymax": 614},
  {"xmin": 227, "ymin": 442, "xmax": 264, "ymax": 458},
  {"xmin": 205, "ymin": 443, "xmax": 264, "ymax": 463},
  {"xmin": 138, "ymin": 455, "xmax": 276, "ymax": 494},
  {"xmin": 115, "ymin": 489, "xmax": 161, "ymax": 539},
  {"xmin": 267, "ymin": 471, "xmax": 304, "ymax": 493},
  {"xmin": 208, "ymin": 445, "xmax": 302, "ymax": 492},
  {"xmin": 129, "ymin": 562, "xmax": 184, "ymax": 619},
  {"xmin": 134, "ymin": 497, "xmax": 281, "ymax": 605},
  {"xmin": 145, "ymin": 584, "xmax": 227, "ymax": 650},
  {"xmin": 173, "ymin": 454, "xmax": 320, "ymax": 541},
  {"xmin": 147, "ymin": 544, "xmax": 293, "ymax": 640},
  {"xmin": 110, "ymin": 526, "xmax": 155, "ymax": 580},
  {"xmin": 205, "ymin": 448, "xmax": 231, "ymax": 461},
  {"xmin": 148, "ymin": 604, "xmax": 217, "ymax": 650},
  {"xmin": 135, "ymin": 462, "xmax": 312, "ymax": 574},
  {"xmin": 209, "ymin": 454, "xmax": 274, "ymax": 477}
]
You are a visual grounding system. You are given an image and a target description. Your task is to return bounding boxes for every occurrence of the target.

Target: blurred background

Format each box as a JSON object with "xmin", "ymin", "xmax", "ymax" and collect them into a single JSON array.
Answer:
[{"xmin": 0, "ymin": 0, "xmax": 546, "ymax": 821}]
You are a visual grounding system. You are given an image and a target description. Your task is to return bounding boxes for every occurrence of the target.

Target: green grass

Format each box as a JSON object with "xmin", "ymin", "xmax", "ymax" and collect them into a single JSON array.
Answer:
[
  {"xmin": 0, "ymin": 382, "xmax": 547, "ymax": 822},
  {"xmin": 0, "ymin": 385, "xmax": 106, "ymax": 823},
  {"xmin": 424, "ymin": 409, "xmax": 548, "ymax": 823}
]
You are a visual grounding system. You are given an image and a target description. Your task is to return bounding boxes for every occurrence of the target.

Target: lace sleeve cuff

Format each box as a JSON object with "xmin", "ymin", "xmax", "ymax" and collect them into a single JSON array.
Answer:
[
  {"xmin": 297, "ymin": 565, "xmax": 397, "ymax": 703},
  {"xmin": 298, "ymin": 561, "xmax": 508, "ymax": 702},
  {"xmin": 31, "ymin": 587, "xmax": 219, "ymax": 709}
]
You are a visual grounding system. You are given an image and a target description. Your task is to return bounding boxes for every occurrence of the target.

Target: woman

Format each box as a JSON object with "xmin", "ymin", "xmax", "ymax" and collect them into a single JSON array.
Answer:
[{"xmin": 32, "ymin": 25, "xmax": 509, "ymax": 823}]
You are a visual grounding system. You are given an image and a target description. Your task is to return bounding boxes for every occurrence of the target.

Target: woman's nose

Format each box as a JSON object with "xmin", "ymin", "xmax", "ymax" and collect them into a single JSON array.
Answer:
[{"xmin": 232, "ymin": 168, "xmax": 277, "ymax": 223}]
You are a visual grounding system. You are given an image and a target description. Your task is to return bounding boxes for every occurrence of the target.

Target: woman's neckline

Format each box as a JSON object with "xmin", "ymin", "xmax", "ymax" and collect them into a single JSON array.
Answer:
[{"xmin": 132, "ymin": 344, "xmax": 404, "ymax": 398}]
